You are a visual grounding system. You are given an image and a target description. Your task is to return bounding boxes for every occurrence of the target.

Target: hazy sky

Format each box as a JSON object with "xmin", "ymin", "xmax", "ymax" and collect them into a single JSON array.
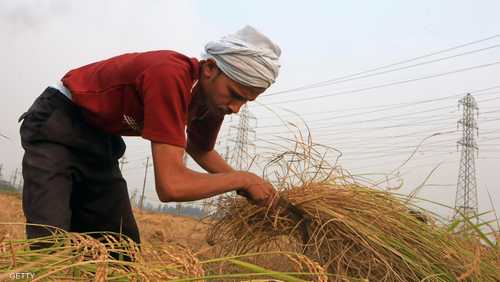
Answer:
[{"xmin": 1, "ymin": 0, "xmax": 499, "ymax": 220}]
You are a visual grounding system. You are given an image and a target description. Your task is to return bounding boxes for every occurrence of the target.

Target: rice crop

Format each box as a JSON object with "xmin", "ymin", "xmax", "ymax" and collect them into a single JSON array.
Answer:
[
  {"xmin": 0, "ymin": 228, "xmax": 328, "ymax": 281},
  {"xmin": 207, "ymin": 134, "xmax": 499, "ymax": 281}
]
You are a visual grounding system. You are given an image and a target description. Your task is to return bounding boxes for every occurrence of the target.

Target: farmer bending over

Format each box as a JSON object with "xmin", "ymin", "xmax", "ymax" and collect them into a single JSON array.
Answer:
[{"xmin": 19, "ymin": 26, "xmax": 280, "ymax": 246}]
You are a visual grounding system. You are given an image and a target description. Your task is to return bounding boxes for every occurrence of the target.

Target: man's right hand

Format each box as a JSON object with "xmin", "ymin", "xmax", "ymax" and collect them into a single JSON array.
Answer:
[
  {"xmin": 239, "ymin": 172, "xmax": 277, "ymax": 207},
  {"xmin": 152, "ymin": 142, "xmax": 277, "ymax": 204}
]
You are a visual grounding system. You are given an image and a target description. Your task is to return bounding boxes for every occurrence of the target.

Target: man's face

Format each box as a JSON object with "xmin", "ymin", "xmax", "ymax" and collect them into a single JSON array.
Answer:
[{"xmin": 199, "ymin": 60, "xmax": 266, "ymax": 116}]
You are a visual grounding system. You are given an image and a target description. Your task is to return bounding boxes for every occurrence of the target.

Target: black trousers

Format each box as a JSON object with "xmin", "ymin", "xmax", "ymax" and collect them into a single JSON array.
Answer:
[{"xmin": 19, "ymin": 88, "xmax": 140, "ymax": 245}]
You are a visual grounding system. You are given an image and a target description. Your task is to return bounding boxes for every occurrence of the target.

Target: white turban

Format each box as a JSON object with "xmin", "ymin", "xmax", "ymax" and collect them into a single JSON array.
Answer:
[{"xmin": 202, "ymin": 25, "xmax": 281, "ymax": 88}]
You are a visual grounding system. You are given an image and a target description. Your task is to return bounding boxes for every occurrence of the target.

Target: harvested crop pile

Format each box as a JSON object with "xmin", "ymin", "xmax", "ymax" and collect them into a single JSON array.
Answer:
[
  {"xmin": 208, "ymin": 182, "xmax": 499, "ymax": 281},
  {"xmin": 207, "ymin": 138, "xmax": 499, "ymax": 281}
]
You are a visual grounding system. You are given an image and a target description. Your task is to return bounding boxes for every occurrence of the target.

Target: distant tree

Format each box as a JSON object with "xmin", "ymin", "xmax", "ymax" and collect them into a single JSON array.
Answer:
[{"xmin": 0, "ymin": 180, "xmax": 18, "ymax": 193}]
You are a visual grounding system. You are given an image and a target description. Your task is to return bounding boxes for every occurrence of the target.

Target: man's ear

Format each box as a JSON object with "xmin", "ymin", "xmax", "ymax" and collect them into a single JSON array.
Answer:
[
  {"xmin": 206, "ymin": 58, "xmax": 217, "ymax": 68},
  {"xmin": 202, "ymin": 59, "xmax": 220, "ymax": 79}
]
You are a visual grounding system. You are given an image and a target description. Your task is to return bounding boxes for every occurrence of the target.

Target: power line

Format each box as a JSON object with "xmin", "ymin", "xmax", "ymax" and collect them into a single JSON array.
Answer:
[
  {"xmin": 333, "ymin": 137, "xmax": 465, "ymax": 152},
  {"xmin": 334, "ymin": 140, "xmax": 500, "ymax": 155},
  {"xmin": 259, "ymin": 61, "xmax": 500, "ymax": 106},
  {"xmin": 256, "ymin": 94, "xmax": 500, "ymax": 129},
  {"xmin": 337, "ymin": 149, "xmax": 458, "ymax": 163},
  {"xmin": 264, "ymin": 33, "xmax": 500, "ymax": 97},
  {"xmin": 256, "ymin": 86, "xmax": 500, "ymax": 120},
  {"xmin": 313, "ymin": 129, "xmax": 500, "ymax": 150},
  {"xmin": 256, "ymin": 112, "xmax": 500, "ymax": 137},
  {"xmin": 223, "ymin": 88, "xmax": 499, "ymax": 152},
  {"xmin": 347, "ymin": 152, "xmax": 458, "ymax": 170},
  {"xmin": 331, "ymin": 143, "xmax": 497, "ymax": 171},
  {"xmin": 264, "ymin": 44, "xmax": 500, "ymax": 98},
  {"xmin": 254, "ymin": 127, "xmax": 497, "ymax": 148},
  {"xmin": 254, "ymin": 124, "xmax": 500, "ymax": 152},
  {"xmin": 253, "ymin": 125, "xmax": 500, "ymax": 160},
  {"xmin": 257, "ymin": 104, "xmax": 455, "ymax": 130},
  {"xmin": 304, "ymin": 110, "xmax": 500, "ymax": 135},
  {"xmin": 349, "ymin": 158, "xmax": 458, "ymax": 175}
]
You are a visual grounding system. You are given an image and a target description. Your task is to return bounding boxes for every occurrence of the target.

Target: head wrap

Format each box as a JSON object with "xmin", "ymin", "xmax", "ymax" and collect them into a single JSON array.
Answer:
[{"xmin": 202, "ymin": 25, "xmax": 281, "ymax": 88}]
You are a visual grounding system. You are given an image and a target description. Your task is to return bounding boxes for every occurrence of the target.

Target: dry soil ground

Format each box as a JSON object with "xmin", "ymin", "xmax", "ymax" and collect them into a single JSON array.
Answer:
[{"xmin": 0, "ymin": 192, "xmax": 211, "ymax": 252}]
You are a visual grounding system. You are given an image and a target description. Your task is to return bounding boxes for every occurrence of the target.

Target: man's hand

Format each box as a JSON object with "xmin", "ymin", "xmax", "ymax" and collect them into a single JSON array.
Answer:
[
  {"xmin": 152, "ymin": 142, "xmax": 276, "ymax": 204},
  {"xmin": 239, "ymin": 173, "xmax": 277, "ymax": 207}
]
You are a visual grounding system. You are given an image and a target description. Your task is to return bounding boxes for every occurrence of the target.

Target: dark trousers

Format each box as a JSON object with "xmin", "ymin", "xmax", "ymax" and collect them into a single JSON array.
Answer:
[{"xmin": 19, "ymin": 88, "xmax": 140, "ymax": 246}]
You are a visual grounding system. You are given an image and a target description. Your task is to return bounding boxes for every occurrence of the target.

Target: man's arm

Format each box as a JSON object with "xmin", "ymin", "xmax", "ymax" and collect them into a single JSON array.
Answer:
[
  {"xmin": 151, "ymin": 142, "xmax": 274, "ymax": 205},
  {"xmin": 186, "ymin": 140, "xmax": 234, "ymax": 173}
]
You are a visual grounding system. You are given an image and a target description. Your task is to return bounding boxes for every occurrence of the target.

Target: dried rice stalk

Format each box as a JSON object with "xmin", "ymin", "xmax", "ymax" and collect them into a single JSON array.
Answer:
[{"xmin": 208, "ymin": 132, "xmax": 499, "ymax": 281}]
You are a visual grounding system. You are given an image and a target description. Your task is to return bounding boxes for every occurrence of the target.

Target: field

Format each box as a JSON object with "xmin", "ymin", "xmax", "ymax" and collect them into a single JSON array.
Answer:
[
  {"xmin": 1, "ymin": 182, "xmax": 499, "ymax": 281},
  {"xmin": 0, "ymin": 192, "xmax": 210, "ymax": 250},
  {"xmin": 0, "ymin": 192, "xmax": 326, "ymax": 281}
]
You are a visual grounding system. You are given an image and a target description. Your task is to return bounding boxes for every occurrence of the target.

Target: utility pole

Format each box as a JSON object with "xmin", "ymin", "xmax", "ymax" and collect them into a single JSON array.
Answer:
[
  {"xmin": 176, "ymin": 153, "xmax": 188, "ymax": 215},
  {"xmin": 139, "ymin": 157, "xmax": 151, "ymax": 209},
  {"xmin": 17, "ymin": 170, "xmax": 23, "ymax": 191},
  {"xmin": 130, "ymin": 188, "xmax": 138, "ymax": 207},
  {"xmin": 0, "ymin": 164, "xmax": 3, "ymax": 180},
  {"xmin": 119, "ymin": 156, "xmax": 128, "ymax": 171},
  {"xmin": 453, "ymin": 93, "xmax": 479, "ymax": 226},
  {"xmin": 11, "ymin": 168, "xmax": 18, "ymax": 188}
]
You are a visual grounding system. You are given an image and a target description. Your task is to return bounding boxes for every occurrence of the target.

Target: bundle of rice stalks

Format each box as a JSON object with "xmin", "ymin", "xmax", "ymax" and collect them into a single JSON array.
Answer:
[
  {"xmin": 207, "ymin": 134, "xmax": 499, "ymax": 281},
  {"xmin": 208, "ymin": 182, "xmax": 499, "ymax": 281}
]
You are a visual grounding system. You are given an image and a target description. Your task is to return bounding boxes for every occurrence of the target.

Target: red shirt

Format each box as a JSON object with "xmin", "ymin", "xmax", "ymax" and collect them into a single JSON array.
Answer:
[{"xmin": 61, "ymin": 50, "xmax": 224, "ymax": 150}]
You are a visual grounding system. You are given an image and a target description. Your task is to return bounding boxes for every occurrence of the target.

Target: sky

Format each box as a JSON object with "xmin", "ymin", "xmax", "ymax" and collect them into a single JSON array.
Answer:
[{"xmin": 0, "ymin": 0, "xmax": 499, "ymax": 222}]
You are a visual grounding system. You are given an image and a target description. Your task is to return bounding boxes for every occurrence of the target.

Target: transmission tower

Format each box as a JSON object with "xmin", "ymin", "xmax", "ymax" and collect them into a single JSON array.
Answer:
[
  {"xmin": 453, "ymin": 93, "xmax": 479, "ymax": 223},
  {"xmin": 225, "ymin": 104, "xmax": 257, "ymax": 170},
  {"xmin": 208, "ymin": 105, "xmax": 256, "ymax": 210}
]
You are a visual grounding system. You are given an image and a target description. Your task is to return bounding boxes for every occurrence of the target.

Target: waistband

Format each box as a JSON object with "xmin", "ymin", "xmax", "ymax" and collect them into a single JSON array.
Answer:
[
  {"xmin": 50, "ymin": 81, "xmax": 73, "ymax": 101},
  {"xmin": 41, "ymin": 87, "xmax": 75, "ymax": 109},
  {"xmin": 18, "ymin": 87, "xmax": 77, "ymax": 123}
]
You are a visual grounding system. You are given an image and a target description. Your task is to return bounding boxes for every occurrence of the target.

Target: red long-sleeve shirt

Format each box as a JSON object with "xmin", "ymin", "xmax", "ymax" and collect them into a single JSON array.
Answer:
[{"xmin": 61, "ymin": 50, "xmax": 223, "ymax": 150}]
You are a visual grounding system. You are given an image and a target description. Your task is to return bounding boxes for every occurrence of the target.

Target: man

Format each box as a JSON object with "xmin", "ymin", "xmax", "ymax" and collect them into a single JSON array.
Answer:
[{"xmin": 19, "ymin": 26, "xmax": 281, "ymax": 245}]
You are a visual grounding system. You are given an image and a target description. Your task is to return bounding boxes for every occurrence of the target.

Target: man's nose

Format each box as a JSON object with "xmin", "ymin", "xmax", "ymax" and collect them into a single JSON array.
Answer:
[{"xmin": 228, "ymin": 101, "xmax": 245, "ymax": 114}]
